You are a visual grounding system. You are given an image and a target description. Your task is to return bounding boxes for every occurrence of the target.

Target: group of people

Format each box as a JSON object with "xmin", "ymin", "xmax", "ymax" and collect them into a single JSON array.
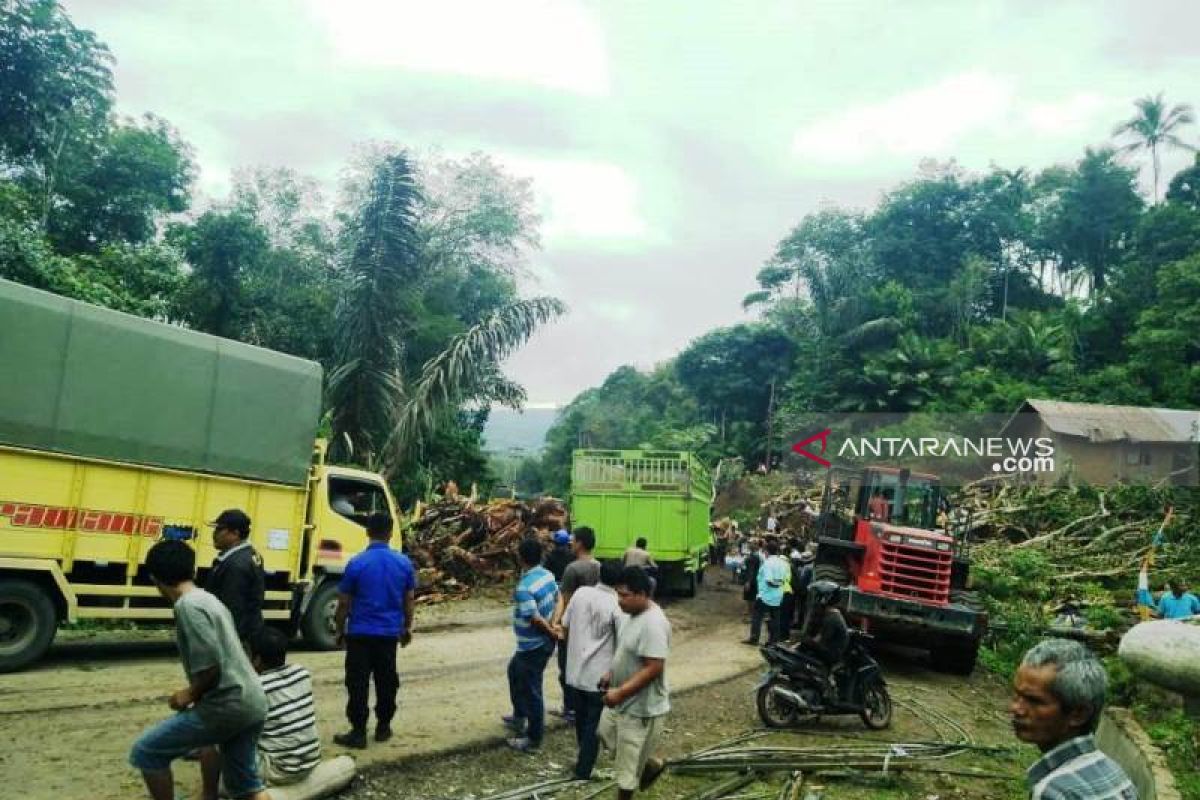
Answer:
[
  {"xmin": 739, "ymin": 535, "xmax": 815, "ymax": 646},
  {"xmin": 130, "ymin": 508, "xmax": 413, "ymax": 800},
  {"xmin": 504, "ymin": 527, "xmax": 672, "ymax": 799}
]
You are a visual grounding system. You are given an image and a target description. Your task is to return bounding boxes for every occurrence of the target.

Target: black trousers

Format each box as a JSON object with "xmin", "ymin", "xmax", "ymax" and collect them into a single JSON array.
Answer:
[
  {"xmin": 556, "ymin": 640, "xmax": 577, "ymax": 714},
  {"xmin": 572, "ymin": 690, "xmax": 606, "ymax": 779},
  {"xmin": 345, "ymin": 634, "xmax": 399, "ymax": 731}
]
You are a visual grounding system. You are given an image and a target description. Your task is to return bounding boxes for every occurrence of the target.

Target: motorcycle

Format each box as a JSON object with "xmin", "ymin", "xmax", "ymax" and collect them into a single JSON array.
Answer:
[{"xmin": 754, "ymin": 629, "xmax": 892, "ymax": 730}]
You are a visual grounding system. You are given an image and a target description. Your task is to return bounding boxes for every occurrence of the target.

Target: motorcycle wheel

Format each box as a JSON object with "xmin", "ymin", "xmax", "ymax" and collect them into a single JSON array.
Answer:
[
  {"xmin": 756, "ymin": 679, "xmax": 799, "ymax": 728},
  {"xmin": 859, "ymin": 678, "xmax": 893, "ymax": 730}
]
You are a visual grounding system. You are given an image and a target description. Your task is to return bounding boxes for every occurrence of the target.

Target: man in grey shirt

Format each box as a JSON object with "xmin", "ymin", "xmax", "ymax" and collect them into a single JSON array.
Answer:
[
  {"xmin": 561, "ymin": 558, "xmax": 622, "ymax": 780},
  {"xmin": 552, "ymin": 526, "xmax": 602, "ymax": 722},
  {"xmin": 599, "ymin": 566, "xmax": 671, "ymax": 799},
  {"xmin": 130, "ymin": 540, "xmax": 269, "ymax": 800}
]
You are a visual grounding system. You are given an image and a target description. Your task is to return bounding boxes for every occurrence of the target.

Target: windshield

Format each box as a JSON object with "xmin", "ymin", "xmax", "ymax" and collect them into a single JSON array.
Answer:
[{"xmin": 860, "ymin": 471, "xmax": 941, "ymax": 530}]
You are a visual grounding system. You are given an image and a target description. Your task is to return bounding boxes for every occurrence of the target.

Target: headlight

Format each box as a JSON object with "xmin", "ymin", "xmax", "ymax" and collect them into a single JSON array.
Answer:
[
  {"xmin": 887, "ymin": 534, "xmax": 903, "ymax": 543},
  {"xmin": 935, "ymin": 542, "xmax": 951, "ymax": 551}
]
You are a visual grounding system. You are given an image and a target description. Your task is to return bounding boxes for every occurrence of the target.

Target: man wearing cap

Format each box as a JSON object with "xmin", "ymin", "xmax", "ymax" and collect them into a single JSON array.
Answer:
[{"xmin": 205, "ymin": 509, "xmax": 265, "ymax": 645}]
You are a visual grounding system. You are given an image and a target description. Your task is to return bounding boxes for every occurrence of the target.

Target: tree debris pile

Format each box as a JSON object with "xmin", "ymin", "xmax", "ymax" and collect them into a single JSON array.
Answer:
[
  {"xmin": 951, "ymin": 482, "xmax": 1197, "ymax": 588},
  {"xmin": 406, "ymin": 496, "xmax": 569, "ymax": 603}
]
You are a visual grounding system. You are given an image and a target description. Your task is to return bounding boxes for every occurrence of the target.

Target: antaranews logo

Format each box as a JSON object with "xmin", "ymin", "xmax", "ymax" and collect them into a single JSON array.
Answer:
[
  {"xmin": 789, "ymin": 421, "xmax": 1056, "ymax": 479},
  {"xmin": 791, "ymin": 428, "xmax": 833, "ymax": 467}
]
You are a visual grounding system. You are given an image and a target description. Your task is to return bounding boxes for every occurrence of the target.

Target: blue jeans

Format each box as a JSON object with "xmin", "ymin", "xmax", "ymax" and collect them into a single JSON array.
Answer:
[
  {"xmin": 507, "ymin": 641, "xmax": 554, "ymax": 745},
  {"xmin": 130, "ymin": 709, "xmax": 264, "ymax": 798}
]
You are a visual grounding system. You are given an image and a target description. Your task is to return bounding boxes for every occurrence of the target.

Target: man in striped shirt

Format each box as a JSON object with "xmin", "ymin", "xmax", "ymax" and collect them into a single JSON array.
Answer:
[
  {"xmin": 1011, "ymin": 639, "xmax": 1136, "ymax": 800},
  {"xmin": 505, "ymin": 536, "xmax": 562, "ymax": 753},
  {"xmin": 249, "ymin": 627, "xmax": 321, "ymax": 785}
]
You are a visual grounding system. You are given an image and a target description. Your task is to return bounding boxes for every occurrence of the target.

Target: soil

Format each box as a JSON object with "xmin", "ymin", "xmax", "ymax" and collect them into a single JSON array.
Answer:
[
  {"xmin": 347, "ymin": 648, "xmax": 1033, "ymax": 800},
  {"xmin": 0, "ymin": 568, "xmax": 1032, "ymax": 799}
]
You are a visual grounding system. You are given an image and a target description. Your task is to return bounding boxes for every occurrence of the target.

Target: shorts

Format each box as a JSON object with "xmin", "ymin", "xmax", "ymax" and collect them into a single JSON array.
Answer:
[
  {"xmin": 129, "ymin": 709, "xmax": 264, "ymax": 799},
  {"xmin": 597, "ymin": 707, "xmax": 665, "ymax": 792}
]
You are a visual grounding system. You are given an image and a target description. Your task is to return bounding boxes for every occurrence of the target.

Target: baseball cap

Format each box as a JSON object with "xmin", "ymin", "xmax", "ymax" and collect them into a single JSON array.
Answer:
[
  {"xmin": 553, "ymin": 530, "xmax": 571, "ymax": 545},
  {"xmin": 210, "ymin": 509, "xmax": 251, "ymax": 536}
]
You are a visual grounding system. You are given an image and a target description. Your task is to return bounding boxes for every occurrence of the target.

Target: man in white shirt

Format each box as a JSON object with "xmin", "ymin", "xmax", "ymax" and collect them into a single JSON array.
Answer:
[{"xmin": 560, "ymin": 560, "xmax": 623, "ymax": 780}]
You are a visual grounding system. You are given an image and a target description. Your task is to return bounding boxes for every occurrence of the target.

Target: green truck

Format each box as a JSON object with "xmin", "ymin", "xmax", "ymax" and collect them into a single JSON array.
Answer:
[{"xmin": 569, "ymin": 449, "xmax": 711, "ymax": 596}]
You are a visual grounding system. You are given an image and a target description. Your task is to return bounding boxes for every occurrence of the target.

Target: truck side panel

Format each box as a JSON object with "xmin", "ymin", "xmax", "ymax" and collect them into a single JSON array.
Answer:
[{"xmin": 0, "ymin": 444, "xmax": 307, "ymax": 619}]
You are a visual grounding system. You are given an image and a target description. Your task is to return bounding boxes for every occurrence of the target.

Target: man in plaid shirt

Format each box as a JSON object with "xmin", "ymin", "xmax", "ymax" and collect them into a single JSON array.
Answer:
[{"xmin": 1011, "ymin": 639, "xmax": 1137, "ymax": 799}]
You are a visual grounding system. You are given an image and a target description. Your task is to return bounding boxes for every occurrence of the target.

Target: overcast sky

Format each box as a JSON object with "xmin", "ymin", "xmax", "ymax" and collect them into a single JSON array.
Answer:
[{"xmin": 64, "ymin": 1, "xmax": 1200, "ymax": 406}]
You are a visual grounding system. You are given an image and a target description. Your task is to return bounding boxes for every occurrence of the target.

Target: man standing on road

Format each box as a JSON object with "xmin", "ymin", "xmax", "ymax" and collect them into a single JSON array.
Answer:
[
  {"xmin": 623, "ymin": 537, "xmax": 659, "ymax": 595},
  {"xmin": 561, "ymin": 559, "xmax": 623, "ymax": 781},
  {"xmin": 205, "ymin": 509, "xmax": 265, "ymax": 645},
  {"xmin": 744, "ymin": 540, "xmax": 788, "ymax": 645},
  {"xmin": 505, "ymin": 537, "xmax": 561, "ymax": 753},
  {"xmin": 130, "ymin": 540, "xmax": 269, "ymax": 800},
  {"xmin": 552, "ymin": 526, "xmax": 601, "ymax": 723},
  {"xmin": 332, "ymin": 512, "xmax": 417, "ymax": 750},
  {"xmin": 1011, "ymin": 639, "xmax": 1136, "ymax": 800},
  {"xmin": 546, "ymin": 529, "xmax": 575, "ymax": 582},
  {"xmin": 598, "ymin": 566, "xmax": 671, "ymax": 800}
]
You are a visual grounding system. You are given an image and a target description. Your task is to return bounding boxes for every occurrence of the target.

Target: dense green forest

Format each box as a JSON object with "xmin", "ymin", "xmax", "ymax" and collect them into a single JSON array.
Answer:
[
  {"xmin": 0, "ymin": 0, "xmax": 563, "ymax": 502},
  {"xmin": 530, "ymin": 103, "xmax": 1200, "ymax": 496}
]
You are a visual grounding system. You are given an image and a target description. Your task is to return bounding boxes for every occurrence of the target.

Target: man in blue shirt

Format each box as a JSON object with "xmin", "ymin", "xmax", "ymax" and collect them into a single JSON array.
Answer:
[
  {"xmin": 333, "ymin": 512, "xmax": 417, "ymax": 749},
  {"xmin": 505, "ymin": 536, "xmax": 562, "ymax": 753},
  {"xmin": 1157, "ymin": 579, "xmax": 1200, "ymax": 620}
]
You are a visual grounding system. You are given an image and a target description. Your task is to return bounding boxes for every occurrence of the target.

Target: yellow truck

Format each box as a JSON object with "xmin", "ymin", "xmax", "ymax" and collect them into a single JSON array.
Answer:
[{"xmin": 0, "ymin": 279, "xmax": 402, "ymax": 671}]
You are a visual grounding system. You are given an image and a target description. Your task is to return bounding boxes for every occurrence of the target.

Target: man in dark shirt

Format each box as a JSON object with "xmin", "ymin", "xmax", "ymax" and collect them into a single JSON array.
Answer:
[
  {"xmin": 204, "ymin": 509, "xmax": 265, "ymax": 644},
  {"xmin": 801, "ymin": 580, "xmax": 849, "ymax": 697},
  {"xmin": 545, "ymin": 529, "xmax": 575, "ymax": 581},
  {"xmin": 333, "ymin": 512, "xmax": 417, "ymax": 749}
]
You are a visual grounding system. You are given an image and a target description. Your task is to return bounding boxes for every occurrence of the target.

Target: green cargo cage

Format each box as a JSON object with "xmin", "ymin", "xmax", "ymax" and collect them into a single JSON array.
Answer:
[{"xmin": 570, "ymin": 449, "xmax": 711, "ymax": 597}]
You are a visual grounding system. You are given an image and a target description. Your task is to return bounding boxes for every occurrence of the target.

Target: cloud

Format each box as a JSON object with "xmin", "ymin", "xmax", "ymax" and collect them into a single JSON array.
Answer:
[
  {"xmin": 502, "ymin": 155, "xmax": 649, "ymax": 242},
  {"xmin": 306, "ymin": 0, "xmax": 610, "ymax": 96},
  {"xmin": 792, "ymin": 72, "xmax": 1015, "ymax": 165},
  {"xmin": 1022, "ymin": 92, "xmax": 1109, "ymax": 136}
]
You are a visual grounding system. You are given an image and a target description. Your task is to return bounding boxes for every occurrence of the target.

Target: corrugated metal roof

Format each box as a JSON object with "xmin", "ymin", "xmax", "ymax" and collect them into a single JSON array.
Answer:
[{"xmin": 1007, "ymin": 399, "xmax": 1200, "ymax": 444}]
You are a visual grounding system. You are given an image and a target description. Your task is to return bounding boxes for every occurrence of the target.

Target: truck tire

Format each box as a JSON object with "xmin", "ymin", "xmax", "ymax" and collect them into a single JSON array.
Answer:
[
  {"xmin": 0, "ymin": 579, "xmax": 58, "ymax": 673},
  {"xmin": 814, "ymin": 562, "xmax": 850, "ymax": 585},
  {"xmin": 679, "ymin": 571, "xmax": 697, "ymax": 599},
  {"xmin": 301, "ymin": 580, "xmax": 341, "ymax": 650},
  {"xmin": 931, "ymin": 637, "xmax": 980, "ymax": 676}
]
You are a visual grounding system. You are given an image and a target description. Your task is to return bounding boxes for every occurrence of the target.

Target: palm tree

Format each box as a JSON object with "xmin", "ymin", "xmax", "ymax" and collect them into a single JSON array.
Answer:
[
  {"xmin": 328, "ymin": 153, "xmax": 423, "ymax": 466},
  {"xmin": 384, "ymin": 296, "xmax": 566, "ymax": 477},
  {"xmin": 328, "ymin": 151, "xmax": 566, "ymax": 472},
  {"xmin": 1113, "ymin": 93, "xmax": 1197, "ymax": 203}
]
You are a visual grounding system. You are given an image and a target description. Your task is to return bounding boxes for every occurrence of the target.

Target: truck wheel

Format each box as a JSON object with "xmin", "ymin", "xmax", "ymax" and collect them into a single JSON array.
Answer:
[
  {"xmin": 814, "ymin": 562, "xmax": 850, "ymax": 584},
  {"xmin": 680, "ymin": 571, "xmax": 697, "ymax": 599},
  {"xmin": 301, "ymin": 580, "xmax": 340, "ymax": 650},
  {"xmin": 0, "ymin": 579, "xmax": 58, "ymax": 673},
  {"xmin": 931, "ymin": 638, "xmax": 980, "ymax": 676}
]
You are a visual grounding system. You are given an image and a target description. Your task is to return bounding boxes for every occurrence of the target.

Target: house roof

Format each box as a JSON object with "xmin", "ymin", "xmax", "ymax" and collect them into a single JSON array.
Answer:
[{"xmin": 1003, "ymin": 399, "xmax": 1200, "ymax": 444}]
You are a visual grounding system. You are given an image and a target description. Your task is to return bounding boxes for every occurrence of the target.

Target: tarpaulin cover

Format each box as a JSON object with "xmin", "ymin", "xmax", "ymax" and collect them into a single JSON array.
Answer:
[{"xmin": 0, "ymin": 279, "xmax": 322, "ymax": 485}]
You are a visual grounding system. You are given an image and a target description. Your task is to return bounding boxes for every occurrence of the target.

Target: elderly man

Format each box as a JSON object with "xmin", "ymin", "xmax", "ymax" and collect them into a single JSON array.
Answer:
[{"xmin": 1010, "ymin": 639, "xmax": 1136, "ymax": 800}]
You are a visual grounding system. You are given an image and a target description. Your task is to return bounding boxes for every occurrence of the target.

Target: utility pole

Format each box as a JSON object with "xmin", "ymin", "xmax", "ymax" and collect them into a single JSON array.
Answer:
[{"xmin": 764, "ymin": 378, "xmax": 777, "ymax": 472}]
